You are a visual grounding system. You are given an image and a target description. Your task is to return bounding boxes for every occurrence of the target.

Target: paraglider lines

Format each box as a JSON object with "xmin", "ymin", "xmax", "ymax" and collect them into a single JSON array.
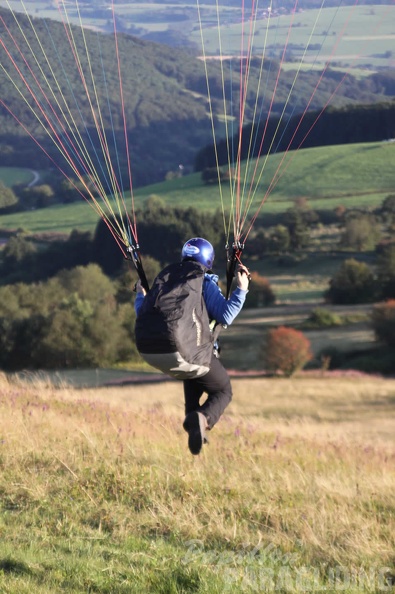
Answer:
[{"xmin": 1, "ymin": 0, "xmax": 139, "ymax": 253}]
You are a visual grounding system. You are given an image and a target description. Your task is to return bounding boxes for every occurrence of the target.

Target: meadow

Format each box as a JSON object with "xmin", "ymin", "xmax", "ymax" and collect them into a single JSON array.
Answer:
[
  {"xmin": 0, "ymin": 167, "xmax": 36, "ymax": 188},
  {"xmin": 0, "ymin": 371, "xmax": 394, "ymax": 593},
  {"xmin": 1, "ymin": 142, "xmax": 393, "ymax": 236}
]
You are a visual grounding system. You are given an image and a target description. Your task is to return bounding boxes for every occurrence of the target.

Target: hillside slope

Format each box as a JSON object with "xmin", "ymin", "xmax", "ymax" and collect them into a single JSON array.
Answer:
[
  {"xmin": 1, "ymin": 6, "xmax": 394, "ymax": 186},
  {"xmin": 1, "ymin": 141, "xmax": 393, "ymax": 236}
]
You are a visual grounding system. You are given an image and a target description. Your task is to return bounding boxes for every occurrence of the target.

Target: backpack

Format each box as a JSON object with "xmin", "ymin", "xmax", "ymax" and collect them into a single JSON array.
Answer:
[{"xmin": 135, "ymin": 260, "xmax": 214, "ymax": 379}]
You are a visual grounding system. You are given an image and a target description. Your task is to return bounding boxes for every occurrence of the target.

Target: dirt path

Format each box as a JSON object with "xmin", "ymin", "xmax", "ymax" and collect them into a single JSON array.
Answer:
[{"xmin": 27, "ymin": 170, "xmax": 40, "ymax": 187}]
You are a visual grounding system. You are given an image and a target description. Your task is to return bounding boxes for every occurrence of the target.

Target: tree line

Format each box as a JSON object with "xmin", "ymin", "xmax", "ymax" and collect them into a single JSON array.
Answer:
[
  {"xmin": 0, "ymin": 264, "xmax": 137, "ymax": 370},
  {"xmin": 1, "ymin": 196, "xmax": 395, "ymax": 372},
  {"xmin": 195, "ymin": 101, "xmax": 395, "ymax": 171},
  {"xmin": 2, "ymin": 195, "xmax": 395, "ymax": 289}
]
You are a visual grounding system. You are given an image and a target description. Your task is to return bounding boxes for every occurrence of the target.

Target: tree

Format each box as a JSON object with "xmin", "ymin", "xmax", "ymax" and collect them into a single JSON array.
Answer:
[
  {"xmin": 371, "ymin": 300, "xmax": 395, "ymax": 348},
  {"xmin": 0, "ymin": 181, "xmax": 18, "ymax": 209},
  {"xmin": 306, "ymin": 308, "xmax": 341, "ymax": 328},
  {"xmin": 0, "ymin": 314, "xmax": 48, "ymax": 370},
  {"xmin": 334, "ymin": 205, "xmax": 346, "ymax": 221},
  {"xmin": 247, "ymin": 228, "xmax": 268, "ymax": 257},
  {"xmin": 115, "ymin": 256, "xmax": 161, "ymax": 303},
  {"xmin": 325, "ymin": 259, "xmax": 376, "ymax": 304},
  {"xmin": 0, "ymin": 265, "xmax": 138, "ymax": 370},
  {"xmin": 382, "ymin": 195, "xmax": 395, "ymax": 213},
  {"xmin": 246, "ymin": 273, "xmax": 276, "ymax": 308},
  {"xmin": 201, "ymin": 167, "xmax": 230, "ymax": 185},
  {"xmin": 33, "ymin": 295, "xmax": 134, "ymax": 368},
  {"xmin": 263, "ymin": 326, "xmax": 312, "ymax": 377},
  {"xmin": 33, "ymin": 305, "xmax": 86, "ymax": 368},
  {"xmin": 284, "ymin": 208, "xmax": 310, "ymax": 249},
  {"xmin": 341, "ymin": 213, "xmax": 381, "ymax": 251},
  {"xmin": 20, "ymin": 184, "xmax": 55, "ymax": 209},
  {"xmin": 381, "ymin": 194, "xmax": 395, "ymax": 228},
  {"xmin": 93, "ymin": 204, "xmax": 225, "ymax": 272},
  {"xmin": 35, "ymin": 230, "xmax": 93, "ymax": 280},
  {"xmin": 56, "ymin": 264, "xmax": 115, "ymax": 302},
  {"xmin": 267, "ymin": 225, "xmax": 290, "ymax": 253},
  {"xmin": 377, "ymin": 244, "xmax": 395, "ymax": 299},
  {"xmin": 1, "ymin": 235, "xmax": 38, "ymax": 279}
]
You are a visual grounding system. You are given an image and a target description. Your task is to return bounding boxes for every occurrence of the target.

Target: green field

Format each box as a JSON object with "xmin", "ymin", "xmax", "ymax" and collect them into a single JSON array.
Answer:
[
  {"xmin": 0, "ymin": 167, "xmax": 37, "ymax": 187},
  {"xmin": 1, "ymin": 142, "xmax": 393, "ymax": 236},
  {"xmin": 0, "ymin": 373, "xmax": 394, "ymax": 593}
]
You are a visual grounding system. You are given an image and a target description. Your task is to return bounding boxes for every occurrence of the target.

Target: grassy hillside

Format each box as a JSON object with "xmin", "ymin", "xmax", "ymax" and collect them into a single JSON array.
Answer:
[
  {"xmin": 0, "ymin": 372, "xmax": 394, "ymax": 593},
  {"xmin": 1, "ymin": 142, "xmax": 393, "ymax": 236}
]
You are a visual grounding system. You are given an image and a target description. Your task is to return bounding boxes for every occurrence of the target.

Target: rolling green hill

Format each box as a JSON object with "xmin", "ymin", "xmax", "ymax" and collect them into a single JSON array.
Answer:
[{"xmin": 1, "ymin": 142, "xmax": 393, "ymax": 236}]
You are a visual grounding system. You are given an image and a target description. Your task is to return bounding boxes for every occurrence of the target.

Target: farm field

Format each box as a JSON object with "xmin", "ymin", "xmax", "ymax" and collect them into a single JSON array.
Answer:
[
  {"xmin": 0, "ymin": 2, "xmax": 393, "ymax": 71},
  {"xmin": 1, "ymin": 142, "xmax": 393, "ymax": 236},
  {"xmin": 214, "ymin": 303, "xmax": 375, "ymax": 371},
  {"xmin": 194, "ymin": 5, "xmax": 395, "ymax": 69},
  {"xmin": 0, "ymin": 372, "xmax": 394, "ymax": 593}
]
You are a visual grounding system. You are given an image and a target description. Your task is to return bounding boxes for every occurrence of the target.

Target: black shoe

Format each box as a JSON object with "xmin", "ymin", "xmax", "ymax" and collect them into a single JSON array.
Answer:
[{"xmin": 183, "ymin": 411, "xmax": 208, "ymax": 455}]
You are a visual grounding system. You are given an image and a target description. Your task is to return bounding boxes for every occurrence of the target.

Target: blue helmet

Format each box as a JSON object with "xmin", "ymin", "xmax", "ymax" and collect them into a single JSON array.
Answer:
[{"xmin": 181, "ymin": 237, "xmax": 215, "ymax": 269}]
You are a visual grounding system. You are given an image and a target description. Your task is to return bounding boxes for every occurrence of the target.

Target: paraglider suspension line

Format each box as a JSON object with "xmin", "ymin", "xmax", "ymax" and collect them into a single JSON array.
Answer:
[{"xmin": 126, "ymin": 245, "xmax": 150, "ymax": 294}]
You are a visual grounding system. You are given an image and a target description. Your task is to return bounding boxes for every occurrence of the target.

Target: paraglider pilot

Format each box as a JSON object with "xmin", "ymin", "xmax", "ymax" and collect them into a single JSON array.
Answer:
[{"xmin": 134, "ymin": 238, "xmax": 250, "ymax": 455}]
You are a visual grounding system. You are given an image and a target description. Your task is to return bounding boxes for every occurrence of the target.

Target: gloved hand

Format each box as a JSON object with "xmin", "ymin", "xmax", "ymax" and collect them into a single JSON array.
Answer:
[
  {"xmin": 236, "ymin": 264, "xmax": 251, "ymax": 291},
  {"xmin": 135, "ymin": 280, "xmax": 147, "ymax": 296}
]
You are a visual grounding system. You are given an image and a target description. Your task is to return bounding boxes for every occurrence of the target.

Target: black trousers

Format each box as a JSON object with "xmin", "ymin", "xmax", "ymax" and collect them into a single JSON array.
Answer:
[{"xmin": 183, "ymin": 354, "xmax": 232, "ymax": 429}]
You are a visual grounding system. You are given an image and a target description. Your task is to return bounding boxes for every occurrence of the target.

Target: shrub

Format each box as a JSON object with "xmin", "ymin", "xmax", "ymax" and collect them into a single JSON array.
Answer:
[
  {"xmin": 264, "ymin": 326, "xmax": 313, "ymax": 377},
  {"xmin": 325, "ymin": 258, "xmax": 376, "ymax": 304},
  {"xmin": 0, "ymin": 181, "xmax": 18, "ymax": 209},
  {"xmin": 245, "ymin": 272, "xmax": 276, "ymax": 308},
  {"xmin": 305, "ymin": 308, "xmax": 342, "ymax": 328},
  {"xmin": 371, "ymin": 300, "xmax": 395, "ymax": 348},
  {"xmin": 341, "ymin": 213, "xmax": 381, "ymax": 251}
]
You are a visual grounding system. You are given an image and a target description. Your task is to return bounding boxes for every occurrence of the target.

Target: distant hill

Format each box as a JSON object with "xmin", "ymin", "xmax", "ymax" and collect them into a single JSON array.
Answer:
[
  {"xmin": 0, "ymin": 6, "xmax": 394, "ymax": 187},
  {"xmin": 1, "ymin": 141, "xmax": 394, "ymax": 237}
]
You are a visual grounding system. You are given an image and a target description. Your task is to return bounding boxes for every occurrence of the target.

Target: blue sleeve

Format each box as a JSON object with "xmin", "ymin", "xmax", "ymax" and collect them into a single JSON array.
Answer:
[
  {"xmin": 203, "ymin": 274, "xmax": 247, "ymax": 325},
  {"xmin": 134, "ymin": 292, "xmax": 145, "ymax": 316}
]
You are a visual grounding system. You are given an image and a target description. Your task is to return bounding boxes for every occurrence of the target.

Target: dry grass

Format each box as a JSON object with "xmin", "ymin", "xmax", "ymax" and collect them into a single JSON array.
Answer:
[{"xmin": 0, "ymin": 372, "xmax": 394, "ymax": 592}]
